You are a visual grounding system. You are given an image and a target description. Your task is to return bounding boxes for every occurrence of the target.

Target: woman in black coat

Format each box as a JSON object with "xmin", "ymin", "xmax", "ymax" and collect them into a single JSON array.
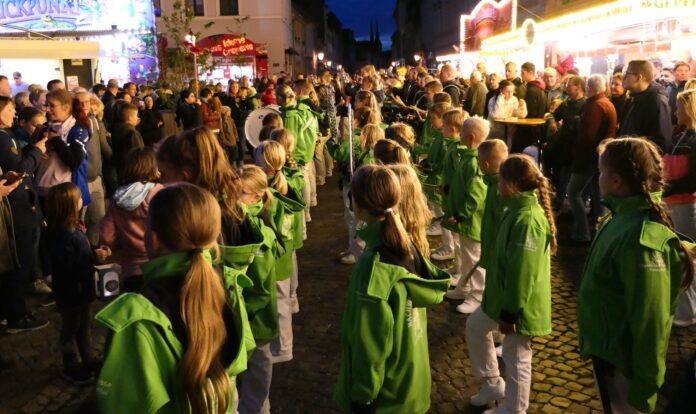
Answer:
[
  {"xmin": 138, "ymin": 95, "xmax": 164, "ymax": 146},
  {"xmin": 175, "ymin": 89, "xmax": 202, "ymax": 131}
]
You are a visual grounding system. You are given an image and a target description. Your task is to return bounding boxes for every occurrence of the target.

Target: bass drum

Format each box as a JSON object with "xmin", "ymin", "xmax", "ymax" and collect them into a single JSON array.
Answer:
[{"xmin": 244, "ymin": 105, "xmax": 281, "ymax": 148}]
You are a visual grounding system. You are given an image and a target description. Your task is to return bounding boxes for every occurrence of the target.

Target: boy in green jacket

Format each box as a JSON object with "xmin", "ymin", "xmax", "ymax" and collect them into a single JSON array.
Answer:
[
  {"xmin": 578, "ymin": 138, "xmax": 693, "ymax": 413},
  {"xmin": 466, "ymin": 155, "xmax": 555, "ymax": 414},
  {"xmin": 443, "ymin": 117, "xmax": 490, "ymax": 316},
  {"xmin": 477, "ymin": 139, "xmax": 509, "ymax": 271}
]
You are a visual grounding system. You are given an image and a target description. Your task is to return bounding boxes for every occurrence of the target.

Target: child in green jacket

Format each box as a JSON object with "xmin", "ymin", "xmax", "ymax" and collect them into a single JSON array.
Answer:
[
  {"xmin": 356, "ymin": 123, "xmax": 384, "ymax": 170},
  {"xmin": 97, "ymin": 184, "xmax": 251, "ymax": 414},
  {"xmin": 335, "ymin": 165, "xmax": 450, "ymax": 414},
  {"xmin": 477, "ymin": 139, "xmax": 509, "ymax": 271},
  {"xmin": 444, "ymin": 117, "xmax": 489, "ymax": 315},
  {"xmin": 236, "ymin": 165, "xmax": 286, "ymax": 414},
  {"xmin": 465, "ymin": 154, "xmax": 556, "ymax": 414},
  {"xmin": 277, "ymin": 84, "xmax": 317, "ymax": 223},
  {"xmin": 579, "ymin": 138, "xmax": 694, "ymax": 413}
]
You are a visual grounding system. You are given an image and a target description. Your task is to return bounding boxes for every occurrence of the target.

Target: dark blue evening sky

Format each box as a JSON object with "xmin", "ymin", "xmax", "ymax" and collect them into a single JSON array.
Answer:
[{"xmin": 326, "ymin": 0, "xmax": 396, "ymax": 49}]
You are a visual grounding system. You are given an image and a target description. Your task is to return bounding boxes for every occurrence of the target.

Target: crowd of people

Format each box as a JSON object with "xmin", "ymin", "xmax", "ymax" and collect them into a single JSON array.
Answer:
[{"xmin": 0, "ymin": 55, "xmax": 695, "ymax": 414}]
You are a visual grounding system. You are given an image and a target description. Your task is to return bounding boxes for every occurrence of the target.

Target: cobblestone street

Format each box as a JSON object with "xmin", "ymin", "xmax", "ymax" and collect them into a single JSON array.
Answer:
[{"xmin": 1, "ymin": 173, "xmax": 696, "ymax": 413}]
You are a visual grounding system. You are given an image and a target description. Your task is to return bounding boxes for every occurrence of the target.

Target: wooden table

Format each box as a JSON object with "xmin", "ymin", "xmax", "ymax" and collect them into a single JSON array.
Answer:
[{"xmin": 493, "ymin": 118, "xmax": 547, "ymax": 164}]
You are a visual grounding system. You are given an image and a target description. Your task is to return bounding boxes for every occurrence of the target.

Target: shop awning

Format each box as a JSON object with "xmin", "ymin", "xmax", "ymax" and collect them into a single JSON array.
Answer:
[{"xmin": 0, "ymin": 39, "xmax": 100, "ymax": 59}]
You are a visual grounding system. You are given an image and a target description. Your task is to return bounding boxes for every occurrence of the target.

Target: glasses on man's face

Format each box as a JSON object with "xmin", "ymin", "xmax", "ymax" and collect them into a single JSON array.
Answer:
[{"xmin": 13, "ymin": 78, "xmax": 19, "ymax": 81}]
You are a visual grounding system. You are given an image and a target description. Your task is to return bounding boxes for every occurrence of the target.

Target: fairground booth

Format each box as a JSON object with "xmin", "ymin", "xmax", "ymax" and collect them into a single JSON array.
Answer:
[
  {"xmin": 438, "ymin": 0, "xmax": 696, "ymax": 77},
  {"xmin": 195, "ymin": 34, "xmax": 269, "ymax": 83},
  {"xmin": 0, "ymin": 0, "xmax": 159, "ymax": 88}
]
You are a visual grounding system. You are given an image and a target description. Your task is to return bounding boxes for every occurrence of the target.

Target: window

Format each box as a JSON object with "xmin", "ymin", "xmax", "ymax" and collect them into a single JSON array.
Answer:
[
  {"xmin": 186, "ymin": 0, "xmax": 205, "ymax": 16},
  {"xmin": 220, "ymin": 0, "xmax": 239, "ymax": 16}
]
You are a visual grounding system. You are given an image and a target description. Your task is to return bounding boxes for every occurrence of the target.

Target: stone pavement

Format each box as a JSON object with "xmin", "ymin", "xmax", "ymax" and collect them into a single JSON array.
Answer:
[{"xmin": 1, "ymin": 173, "xmax": 696, "ymax": 413}]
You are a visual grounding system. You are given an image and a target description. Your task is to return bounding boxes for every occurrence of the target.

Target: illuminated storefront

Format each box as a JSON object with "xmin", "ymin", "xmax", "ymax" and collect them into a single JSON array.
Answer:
[
  {"xmin": 196, "ymin": 34, "xmax": 269, "ymax": 83},
  {"xmin": 442, "ymin": 0, "xmax": 696, "ymax": 77},
  {"xmin": 0, "ymin": 0, "xmax": 159, "ymax": 87}
]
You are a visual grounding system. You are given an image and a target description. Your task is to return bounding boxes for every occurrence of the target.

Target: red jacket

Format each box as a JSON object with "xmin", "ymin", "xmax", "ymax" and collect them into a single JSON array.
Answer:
[
  {"xmin": 201, "ymin": 100, "xmax": 222, "ymax": 130},
  {"xmin": 575, "ymin": 94, "xmax": 617, "ymax": 172}
]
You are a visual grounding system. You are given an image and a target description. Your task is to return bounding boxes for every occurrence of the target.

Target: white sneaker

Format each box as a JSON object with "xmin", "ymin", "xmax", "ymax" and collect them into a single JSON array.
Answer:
[
  {"xmin": 495, "ymin": 345, "xmax": 503, "ymax": 358},
  {"xmin": 449, "ymin": 273, "xmax": 461, "ymax": 287},
  {"xmin": 431, "ymin": 245, "xmax": 455, "ymax": 261},
  {"xmin": 340, "ymin": 254, "xmax": 356, "ymax": 265},
  {"xmin": 445, "ymin": 288, "xmax": 467, "ymax": 300},
  {"xmin": 673, "ymin": 317, "xmax": 696, "ymax": 328},
  {"xmin": 471, "ymin": 376, "xmax": 506, "ymax": 407},
  {"xmin": 32, "ymin": 280, "xmax": 52, "ymax": 294},
  {"xmin": 456, "ymin": 298, "xmax": 481, "ymax": 314},
  {"xmin": 426, "ymin": 221, "xmax": 443, "ymax": 236},
  {"xmin": 483, "ymin": 406, "xmax": 507, "ymax": 414}
]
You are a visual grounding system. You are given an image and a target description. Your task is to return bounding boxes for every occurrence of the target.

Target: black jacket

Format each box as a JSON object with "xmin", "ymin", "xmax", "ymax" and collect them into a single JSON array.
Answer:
[
  {"xmin": 511, "ymin": 77, "xmax": 525, "ymax": 99},
  {"xmin": 176, "ymin": 102, "xmax": 202, "ymax": 131},
  {"xmin": 0, "ymin": 128, "xmax": 42, "ymax": 230},
  {"xmin": 611, "ymin": 94, "xmax": 629, "ymax": 127},
  {"xmin": 618, "ymin": 82, "xmax": 672, "ymax": 151},
  {"xmin": 668, "ymin": 80, "xmax": 687, "ymax": 125},
  {"xmin": 442, "ymin": 80, "xmax": 462, "ymax": 107},
  {"xmin": 47, "ymin": 228, "xmax": 95, "ymax": 308},
  {"xmin": 524, "ymin": 80, "xmax": 547, "ymax": 118},
  {"xmin": 101, "ymin": 90, "xmax": 118, "ymax": 126},
  {"xmin": 138, "ymin": 108, "xmax": 164, "ymax": 146}
]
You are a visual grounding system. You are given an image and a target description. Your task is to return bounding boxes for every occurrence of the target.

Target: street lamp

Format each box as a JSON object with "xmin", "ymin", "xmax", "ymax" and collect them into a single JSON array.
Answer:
[
  {"xmin": 185, "ymin": 30, "xmax": 199, "ymax": 95},
  {"xmin": 327, "ymin": 60, "xmax": 332, "ymax": 68},
  {"xmin": 413, "ymin": 53, "xmax": 421, "ymax": 64},
  {"xmin": 317, "ymin": 52, "xmax": 325, "ymax": 61}
]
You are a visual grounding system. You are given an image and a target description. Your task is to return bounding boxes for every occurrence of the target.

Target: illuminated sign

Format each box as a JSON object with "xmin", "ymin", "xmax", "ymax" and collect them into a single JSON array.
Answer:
[
  {"xmin": 197, "ymin": 34, "xmax": 263, "ymax": 57},
  {"xmin": 460, "ymin": 0, "xmax": 516, "ymax": 52},
  {"xmin": 0, "ymin": 0, "xmax": 155, "ymax": 32}
]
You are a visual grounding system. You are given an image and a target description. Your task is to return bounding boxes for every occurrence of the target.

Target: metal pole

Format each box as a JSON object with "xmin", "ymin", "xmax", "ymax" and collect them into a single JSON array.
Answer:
[
  {"xmin": 347, "ymin": 103, "xmax": 354, "ymax": 176},
  {"xmin": 193, "ymin": 54, "xmax": 199, "ymax": 95}
]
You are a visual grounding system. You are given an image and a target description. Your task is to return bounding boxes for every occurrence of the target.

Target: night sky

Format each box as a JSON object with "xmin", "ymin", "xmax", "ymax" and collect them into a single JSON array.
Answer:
[{"xmin": 326, "ymin": 0, "xmax": 396, "ymax": 49}]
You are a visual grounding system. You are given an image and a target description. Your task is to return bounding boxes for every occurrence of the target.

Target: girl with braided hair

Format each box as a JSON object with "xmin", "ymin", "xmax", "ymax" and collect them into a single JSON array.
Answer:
[
  {"xmin": 578, "ymin": 137, "xmax": 695, "ymax": 413},
  {"xmin": 465, "ymin": 154, "xmax": 555, "ymax": 413}
]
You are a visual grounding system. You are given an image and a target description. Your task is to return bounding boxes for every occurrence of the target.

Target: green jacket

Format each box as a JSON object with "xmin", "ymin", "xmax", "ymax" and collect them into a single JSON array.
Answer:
[
  {"xmin": 269, "ymin": 184, "xmax": 306, "ymax": 280},
  {"xmin": 218, "ymin": 215, "xmax": 265, "ymax": 275},
  {"xmin": 479, "ymin": 174, "xmax": 506, "ymax": 269},
  {"xmin": 440, "ymin": 137, "xmax": 462, "ymax": 188},
  {"xmin": 356, "ymin": 149, "xmax": 374, "ymax": 170},
  {"xmin": 282, "ymin": 103, "xmax": 317, "ymax": 166},
  {"xmin": 283, "ymin": 166, "xmax": 306, "ymax": 250},
  {"xmin": 421, "ymin": 130, "xmax": 445, "ymax": 205},
  {"xmin": 578, "ymin": 195, "xmax": 689, "ymax": 413},
  {"xmin": 481, "ymin": 191, "xmax": 552, "ymax": 337},
  {"xmin": 413, "ymin": 115, "xmax": 434, "ymax": 157},
  {"xmin": 442, "ymin": 146, "xmax": 487, "ymax": 240},
  {"xmin": 96, "ymin": 252, "xmax": 254, "ymax": 413},
  {"xmin": 335, "ymin": 221, "xmax": 451, "ymax": 414},
  {"xmin": 241, "ymin": 201, "xmax": 285, "ymax": 341},
  {"xmin": 328, "ymin": 129, "xmax": 361, "ymax": 188}
]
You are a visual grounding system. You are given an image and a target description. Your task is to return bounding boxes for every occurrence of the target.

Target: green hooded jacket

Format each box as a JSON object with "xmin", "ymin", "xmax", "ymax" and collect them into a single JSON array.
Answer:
[
  {"xmin": 440, "ymin": 137, "xmax": 462, "ymax": 189},
  {"xmin": 577, "ymin": 195, "xmax": 690, "ymax": 413},
  {"xmin": 421, "ymin": 129, "xmax": 445, "ymax": 205},
  {"xmin": 479, "ymin": 174, "xmax": 506, "ymax": 269},
  {"xmin": 413, "ymin": 114, "xmax": 434, "ymax": 157},
  {"xmin": 328, "ymin": 129, "xmax": 362, "ymax": 188},
  {"xmin": 283, "ymin": 166, "xmax": 306, "ymax": 251},
  {"xmin": 335, "ymin": 221, "xmax": 451, "ymax": 414},
  {"xmin": 218, "ymin": 215, "xmax": 265, "ymax": 275},
  {"xmin": 241, "ymin": 200, "xmax": 285, "ymax": 341},
  {"xmin": 96, "ymin": 251, "xmax": 255, "ymax": 414},
  {"xmin": 269, "ymin": 184, "xmax": 306, "ymax": 280},
  {"xmin": 481, "ymin": 191, "xmax": 552, "ymax": 337},
  {"xmin": 442, "ymin": 146, "xmax": 487, "ymax": 240},
  {"xmin": 282, "ymin": 103, "xmax": 317, "ymax": 166}
]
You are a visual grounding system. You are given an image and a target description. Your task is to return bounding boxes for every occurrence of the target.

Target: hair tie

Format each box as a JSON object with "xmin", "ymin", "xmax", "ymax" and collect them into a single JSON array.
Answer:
[
  {"xmin": 189, "ymin": 247, "xmax": 204, "ymax": 255},
  {"xmin": 384, "ymin": 207, "xmax": 393, "ymax": 215}
]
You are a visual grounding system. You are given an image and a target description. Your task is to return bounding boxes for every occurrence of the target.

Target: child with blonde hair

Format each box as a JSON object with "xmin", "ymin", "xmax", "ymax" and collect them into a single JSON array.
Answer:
[{"xmin": 387, "ymin": 164, "xmax": 432, "ymax": 256}]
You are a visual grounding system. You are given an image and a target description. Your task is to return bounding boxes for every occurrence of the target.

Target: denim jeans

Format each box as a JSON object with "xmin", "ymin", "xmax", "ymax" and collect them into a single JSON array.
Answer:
[{"xmin": 567, "ymin": 168, "xmax": 603, "ymax": 241}]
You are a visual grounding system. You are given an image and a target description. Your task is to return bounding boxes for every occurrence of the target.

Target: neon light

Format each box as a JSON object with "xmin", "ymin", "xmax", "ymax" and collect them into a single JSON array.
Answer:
[{"xmin": 460, "ymin": 0, "xmax": 517, "ymax": 52}]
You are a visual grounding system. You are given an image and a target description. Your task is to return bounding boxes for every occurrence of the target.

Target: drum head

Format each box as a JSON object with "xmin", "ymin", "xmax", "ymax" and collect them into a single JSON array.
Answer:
[{"xmin": 245, "ymin": 105, "xmax": 281, "ymax": 147}]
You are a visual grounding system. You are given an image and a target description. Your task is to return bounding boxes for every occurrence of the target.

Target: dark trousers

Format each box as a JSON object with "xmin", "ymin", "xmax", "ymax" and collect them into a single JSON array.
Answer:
[
  {"xmin": 60, "ymin": 304, "xmax": 93, "ymax": 368},
  {"xmin": 1, "ymin": 226, "xmax": 39, "ymax": 324}
]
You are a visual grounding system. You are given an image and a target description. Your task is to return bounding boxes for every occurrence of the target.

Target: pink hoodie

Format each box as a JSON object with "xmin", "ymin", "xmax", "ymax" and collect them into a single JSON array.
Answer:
[{"xmin": 101, "ymin": 183, "xmax": 163, "ymax": 278}]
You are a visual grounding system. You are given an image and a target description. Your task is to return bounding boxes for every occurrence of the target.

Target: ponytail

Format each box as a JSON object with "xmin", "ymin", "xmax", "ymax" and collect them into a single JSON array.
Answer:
[
  {"xmin": 178, "ymin": 250, "xmax": 231, "ymax": 414},
  {"xmin": 255, "ymin": 141, "xmax": 289, "ymax": 195},
  {"xmin": 536, "ymin": 174, "xmax": 558, "ymax": 255},
  {"xmin": 383, "ymin": 208, "xmax": 413, "ymax": 261}
]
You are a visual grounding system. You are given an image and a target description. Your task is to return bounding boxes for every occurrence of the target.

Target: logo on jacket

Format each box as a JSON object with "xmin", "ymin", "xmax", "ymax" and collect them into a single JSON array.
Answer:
[
  {"xmin": 641, "ymin": 251, "xmax": 666, "ymax": 271},
  {"xmin": 518, "ymin": 235, "xmax": 538, "ymax": 252}
]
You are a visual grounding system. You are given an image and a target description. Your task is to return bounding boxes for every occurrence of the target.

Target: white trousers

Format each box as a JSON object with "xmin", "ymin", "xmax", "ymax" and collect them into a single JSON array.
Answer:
[
  {"xmin": 237, "ymin": 341, "xmax": 272, "ymax": 414},
  {"xmin": 290, "ymin": 251, "xmax": 299, "ymax": 314},
  {"xmin": 466, "ymin": 307, "xmax": 532, "ymax": 414},
  {"xmin": 453, "ymin": 235, "xmax": 485, "ymax": 301},
  {"xmin": 270, "ymin": 279, "xmax": 293, "ymax": 363},
  {"xmin": 301, "ymin": 162, "xmax": 317, "ymax": 211},
  {"xmin": 593, "ymin": 359, "xmax": 647, "ymax": 414}
]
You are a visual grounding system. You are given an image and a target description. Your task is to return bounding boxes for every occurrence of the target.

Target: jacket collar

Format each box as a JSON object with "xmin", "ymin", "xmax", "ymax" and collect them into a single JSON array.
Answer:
[
  {"xmin": 483, "ymin": 173, "xmax": 499, "ymax": 186},
  {"xmin": 504, "ymin": 190, "xmax": 538, "ymax": 209},
  {"xmin": 141, "ymin": 250, "xmax": 214, "ymax": 283},
  {"xmin": 357, "ymin": 220, "xmax": 384, "ymax": 250},
  {"xmin": 601, "ymin": 193, "xmax": 661, "ymax": 215}
]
